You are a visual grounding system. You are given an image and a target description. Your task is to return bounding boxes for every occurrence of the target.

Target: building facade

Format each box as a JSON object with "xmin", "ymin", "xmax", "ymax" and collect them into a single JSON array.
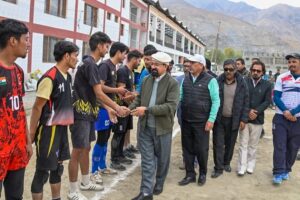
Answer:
[
  {"xmin": 0, "ymin": 0, "xmax": 205, "ymax": 73},
  {"xmin": 144, "ymin": 0, "xmax": 205, "ymax": 63}
]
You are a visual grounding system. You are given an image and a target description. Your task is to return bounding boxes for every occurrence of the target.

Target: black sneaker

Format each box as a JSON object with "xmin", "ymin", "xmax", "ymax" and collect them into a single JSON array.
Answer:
[
  {"xmin": 128, "ymin": 145, "xmax": 139, "ymax": 154},
  {"xmin": 118, "ymin": 156, "xmax": 133, "ymax": 165},
  {"xmin": 110, "ymin": 161, "xmax": 126, "ymax": 171},
  {"xmin": 124, "ymin": 149, "xmax": 136, "ymax": 159}
]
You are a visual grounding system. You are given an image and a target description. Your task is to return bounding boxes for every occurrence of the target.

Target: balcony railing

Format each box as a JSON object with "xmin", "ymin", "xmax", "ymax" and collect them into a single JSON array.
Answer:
[
  {"xmin": 176, "ymin": 46, "xmax": 183, "ymax": 52},
  {"xmin": 156, "ymin": 38, "xmax": 163, "ymax": 45},
  {"xmin": 164, "ymin": 42, "xmax": 174, "ymax": 49}
]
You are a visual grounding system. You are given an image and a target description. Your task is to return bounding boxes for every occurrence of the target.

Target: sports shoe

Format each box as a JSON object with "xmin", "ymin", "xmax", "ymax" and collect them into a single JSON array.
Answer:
[
  {"xmin": 118, "ymin": 156, "xmax": 133, "ymax": 165},
  {"xmin": 99, "ymin": 168, "xmax": 118, "ymax": 175},
  {"xmin": 80, "ymin": 182, "xmax": 104, "ymax": 191},
  {"xmin": 67, "ymin": 191, "xmax": 88, "ymax": 200},
  {"xmin": 90, "ymin": 171, "xmax": 103, "ymax": 185},
  {"xmin": 281, "ymin": 172, "xmax": 289, "ymax": 180},
  {"xmin": 237, "ymin": 170, "xmax": 245, "ymax": 176},
  {"xmin": 128, "ymin": 145, "xmax": 139, "ymax": 154},
  {"xmin": 110, "ymin": 161, "xmax": 126, "ymax": 171},
  {"xmin": 123, "ymin": 149, "xmax": 136, "ymax": 159},
  {"xmin": 273, "ymin": 174, "xmax": 283, "ymax": 185}
]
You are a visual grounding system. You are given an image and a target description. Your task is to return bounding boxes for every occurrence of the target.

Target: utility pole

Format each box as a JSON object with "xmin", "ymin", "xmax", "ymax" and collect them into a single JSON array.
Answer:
[{"xmin": 211, "ymin": 21, "xmax": 221, "ymax": 64}]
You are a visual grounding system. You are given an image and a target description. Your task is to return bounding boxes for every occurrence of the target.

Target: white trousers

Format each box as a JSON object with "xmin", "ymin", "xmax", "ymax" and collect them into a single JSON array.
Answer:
[{"xmin": 237, "ymin": 123, "xmax": 263, "ymax": 173}]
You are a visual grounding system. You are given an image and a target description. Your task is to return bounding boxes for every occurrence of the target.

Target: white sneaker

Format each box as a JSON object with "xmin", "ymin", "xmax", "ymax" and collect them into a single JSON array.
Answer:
[
  {"xmin": 80, "ymin": 182, "xmax": 104, "ymax": 191},
  {"xmin": 237, "ymin": 170, "xmax": 245, "ymax": 176},
  {"xmin": 90, "ymin": 171, "xmax": 103, "ymax": 185},
  {"xmin": 67, "ymin": 191, "xmax": 88, "ymax": 200}
]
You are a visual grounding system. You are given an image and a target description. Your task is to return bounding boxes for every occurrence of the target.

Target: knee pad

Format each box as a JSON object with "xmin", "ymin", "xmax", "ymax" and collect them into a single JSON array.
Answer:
[
  {"xmin": 49, "ymin": 164, "xmax": 64, "ymax": 184},
  {"xmin": 31, "ymin": 170, "xmax": 49, "ymax": 193}
]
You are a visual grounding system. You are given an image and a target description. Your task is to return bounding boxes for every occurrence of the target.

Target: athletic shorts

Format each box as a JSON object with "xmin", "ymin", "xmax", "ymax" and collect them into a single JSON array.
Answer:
[
  {"xmin": 70, "ymin": 119, "xmax": 96, "ymax": 149},
  {"xmin": 35, "ymin": 125, "xmax": 70, "ymax": 171},
  {"xmin": 112, "ymin": 115, "xmax": 133, "ymax": 134}
]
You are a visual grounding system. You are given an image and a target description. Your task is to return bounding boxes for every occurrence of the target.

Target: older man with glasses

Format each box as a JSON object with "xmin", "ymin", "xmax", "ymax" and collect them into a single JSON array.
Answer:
[
  {"xmin": 211, "ymin": 59, "xmax": 249, "ymax": 178},
  {"xmin": 237, "ymin": 61, "xmax": 272, "ymax": 176}
]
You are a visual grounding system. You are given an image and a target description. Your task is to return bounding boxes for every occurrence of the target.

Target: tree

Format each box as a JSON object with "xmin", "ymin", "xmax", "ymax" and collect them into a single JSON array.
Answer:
[{"xmin": 224, "ymin": 47, "xmax": 235, "ymax": 59}]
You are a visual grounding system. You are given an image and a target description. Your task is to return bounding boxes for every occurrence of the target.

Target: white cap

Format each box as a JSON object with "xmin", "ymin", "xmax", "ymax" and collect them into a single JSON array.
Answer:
[
  {"xmin": 188, "ymin": 54, "xmax": 206, "ymax": 66},
  {"xmin": 152, "ymin": 52, "xmax": 172, "ymax": 64}
]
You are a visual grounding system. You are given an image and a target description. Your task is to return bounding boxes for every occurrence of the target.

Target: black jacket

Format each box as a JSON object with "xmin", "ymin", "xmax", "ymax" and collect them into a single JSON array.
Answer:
[
  {"xmin": 245, "ymin": 77, "xmax": 272, "ymax": 124},
  {"xmin": 215, "ymin": 73, "xmax": 249, "ymax": 130}
]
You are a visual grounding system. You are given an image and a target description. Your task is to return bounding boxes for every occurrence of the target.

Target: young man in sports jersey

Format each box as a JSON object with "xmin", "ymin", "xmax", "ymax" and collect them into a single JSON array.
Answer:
[
  {"xmin": 29, "ymin": 41, "xmax": 79, "ymax": 200},
  {"xmin": 94, "ymin": 42, "xmax": 129, "ymax": 173},
  {"xmin": 110, "ymin": 50, "xmax": 142, "ymax": 170},
  {"xmin": 0, "ymin": 19, "xmax": 33, "ymax": 199},
  {"xmin": 69, "ymin": 32, "xmax": 130, "ymax": 200}
]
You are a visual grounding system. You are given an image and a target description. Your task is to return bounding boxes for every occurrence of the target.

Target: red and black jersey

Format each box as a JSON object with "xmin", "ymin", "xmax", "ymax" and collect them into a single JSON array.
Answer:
[
  {"xmin": 0, "ymin": 63, "xmax": 27, "ymax": 157},
  {"xmin": 37, "ymin": 66, "xmax": 74, "ymax": 126}
]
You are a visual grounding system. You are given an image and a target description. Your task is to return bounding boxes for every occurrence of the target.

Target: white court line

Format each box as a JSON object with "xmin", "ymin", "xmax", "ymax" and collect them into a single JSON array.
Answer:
[{"xmin": 92, "ymin": 126, "xmax": 181, "ymax": 200}]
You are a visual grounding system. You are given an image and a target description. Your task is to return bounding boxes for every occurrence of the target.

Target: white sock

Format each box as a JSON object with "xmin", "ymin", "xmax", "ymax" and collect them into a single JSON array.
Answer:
[
  {"xmin": 69, "ymin": 181, "xmax": 78, "ymax": 193},
  {"xmin": 81, "ymin": 174, "xmax": 89, "ymax": 185}
]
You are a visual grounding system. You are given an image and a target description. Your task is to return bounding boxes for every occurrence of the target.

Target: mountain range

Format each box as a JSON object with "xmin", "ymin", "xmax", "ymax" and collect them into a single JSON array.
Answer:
[{"xmin": 159, "ymin": 0, "xmax": 300, "ymax": 52}]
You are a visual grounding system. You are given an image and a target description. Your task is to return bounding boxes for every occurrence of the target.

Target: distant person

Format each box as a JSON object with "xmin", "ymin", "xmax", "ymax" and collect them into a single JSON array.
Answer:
[
  {"xmin": 206, "ymin": 58, "xmax": 218, "ymax": 78},
  {"xmin": 237, "ymin": 60, "xmax": 271, "ymax": 176},
  {"xmin": 274, "ymin": 68, "xmax": 281, "ymax": 82},
  {"xmin": 272, "ymin": 53, "xmax": 300, "ymax": 185},
  {"xmin": 167, "ymin": 59, "xmax": 174, "ymax": 73},
  {"xmin": 0, "ymin": 18, "xmax": 33, "ymax": 200},
  {"xmin": 236, "ymin": 58, "xmax": 250, "ymax": 77},
  {"xmin": 211, "ymin": 59, "xmax": 249, "ymax": 178}
]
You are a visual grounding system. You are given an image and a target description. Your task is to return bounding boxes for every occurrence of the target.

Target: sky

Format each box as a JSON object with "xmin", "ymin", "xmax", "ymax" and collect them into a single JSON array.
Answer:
[{"xmin": 230, "ymin": 0, "xmax": 300, "ymax": 9}]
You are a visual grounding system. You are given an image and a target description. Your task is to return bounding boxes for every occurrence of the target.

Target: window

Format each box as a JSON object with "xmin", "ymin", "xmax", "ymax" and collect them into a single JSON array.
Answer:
[
  {"xmin": 43, "ymin": 36, "xmax": 61, "ymax": 63},
  {"xmin": 3, "ymin": 0, "xmax": 17, "ymax": 3},
  {"xmin": 107, "ymin": 12, "xmax": 111, "ymax": 20},
  {"xmin": 120, "ymin": 24, "xmax": 124, "ymax": 36},
  {"xmin": 82, "ymin": 41, "xmax": 90, "ymax": 57},
  {"xmin": 164, "ymin": 24, "xmax": 174, "ymax": 48},
  {"xmin": 115, "ymin": 16, "xmax": 119, "ymax": 23},
  {"xmin": 122, "ymin": 0, "xmax": 126, "ymax": 8},
  {"xmin": 130, "ymin": 3, "xmax": 138, "ymax": 23},
  {"xmin": 130, "ymin": 28, "xmax": 138, "ymax": 49},
  {"xmin": 45, "ymin": 0, "xmax": 66, "ymax": 18},
  {"xmin": 84, "ymin": 3, "xmax": 97, "ymax": 27}
]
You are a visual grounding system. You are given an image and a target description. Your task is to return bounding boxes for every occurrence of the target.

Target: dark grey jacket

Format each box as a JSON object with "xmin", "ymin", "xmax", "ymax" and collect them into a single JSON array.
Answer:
[
  {"xmin": 216, "ymin": 73, "xmax": 249, "ymax": 130},
  {"xmin": 245, "ymin": 77, "xmax": 272, "ymax": 124}
]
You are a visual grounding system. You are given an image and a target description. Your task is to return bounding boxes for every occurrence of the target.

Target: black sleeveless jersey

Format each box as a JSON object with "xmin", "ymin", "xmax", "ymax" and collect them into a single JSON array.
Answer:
[{"xmin": 37, "ymin": 67, "xmax": 74, "ymax": 126}]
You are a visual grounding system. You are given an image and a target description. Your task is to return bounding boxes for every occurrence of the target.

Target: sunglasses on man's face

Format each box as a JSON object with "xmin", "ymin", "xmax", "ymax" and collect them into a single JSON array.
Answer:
[
  {"xmin": 224, "ymin": 68, "xmax": 235, "ymax": 72},
  {"xmin": 251, "ymin": 69, "xmax": 262, "ymax": 73}
]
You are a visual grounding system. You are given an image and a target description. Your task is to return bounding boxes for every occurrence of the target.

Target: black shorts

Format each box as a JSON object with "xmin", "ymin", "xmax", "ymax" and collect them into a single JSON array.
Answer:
[
  {"xmin": 35, "ymin": 125, "xmax": 70, "ymax": 171},
  {"xmin": 112, "ymin": 115, "xmax": 133, "ymax": 134},
  {"xmin": 70, "ymin": 119, "xmax": 96, "ymax": 149}
]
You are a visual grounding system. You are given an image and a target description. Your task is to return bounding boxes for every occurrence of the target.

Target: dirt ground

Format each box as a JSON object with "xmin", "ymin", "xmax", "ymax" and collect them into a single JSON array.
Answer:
[{"xmin": 2, "ymin": 95, "xmax": 300, "ymax": 200}]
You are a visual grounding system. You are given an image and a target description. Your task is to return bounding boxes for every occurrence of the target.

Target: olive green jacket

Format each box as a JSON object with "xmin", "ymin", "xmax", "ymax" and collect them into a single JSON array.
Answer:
[{"xmin": 129, "ymin": 73, "xmax": 179, "ymax": 135}]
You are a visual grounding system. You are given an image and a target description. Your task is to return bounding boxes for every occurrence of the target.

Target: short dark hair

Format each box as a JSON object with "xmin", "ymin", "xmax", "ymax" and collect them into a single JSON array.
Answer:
[
  {"xmin": 144, "ymin": 48, "xmax": 157, "ymax": 56},
  {"xmin": 205, "ymin": 58, "xmax": 211, "ymax": 70},
  {"xmin": 223, "ymin": 59, "xmax": 236, "ymax": 68},
  {"xmin": 143, "ymin": 44, "xmax": 156, "ymax": 53},
  {"xmin": 127, "ymin": 50, "xmax": 143, "ymax": 61},
  {"xmin": 236, "ymin": 58, "xmax": 245, "ymax": 65},
  {"xmin": 0, "ymin": 19, "xmax": 29, "ymax": 49},
  {"xmin": 109, "ymin": 42, "xmax": 129, "ymax": 57},
  {"xmin": 53, "ymin": 41, "xmax": 79, "ymax": 62},
  {"xmin": 252, "ymin": 57, "xmax": 260, "ymax": 62},
  {"xmin": 183, "ymin": 58, "xmax": 190, "ymax": 63},
  {"xmin": 89, "ymin": 31, "xmax": 111, "ymax": 51},
  {"xmin": 250, "ymin": 60, "xmax": 266, "ymax": 74}
]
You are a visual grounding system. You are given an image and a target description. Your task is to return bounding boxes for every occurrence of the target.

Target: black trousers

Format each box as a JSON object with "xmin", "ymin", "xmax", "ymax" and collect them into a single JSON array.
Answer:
[
  {"xmin": 1, "ymin": 168, "xmax": 25, "ymax": 200},
  {"xmin": 213, "ymin": 116, "xmax": 239, "ymax": 172},
  {"xmin": 182, "ymin": 120, "xmax": 209, "ymax": 177}
]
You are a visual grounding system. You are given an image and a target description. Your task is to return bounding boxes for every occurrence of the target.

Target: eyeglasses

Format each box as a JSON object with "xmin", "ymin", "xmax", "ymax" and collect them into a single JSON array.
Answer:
[
  {"xmin": 251, "ymin": 69, "xmax": 262, "ymax": 73},
  {"xmin": 224, "ymin": 68, "xmax": 235, "ymax": 72}
]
